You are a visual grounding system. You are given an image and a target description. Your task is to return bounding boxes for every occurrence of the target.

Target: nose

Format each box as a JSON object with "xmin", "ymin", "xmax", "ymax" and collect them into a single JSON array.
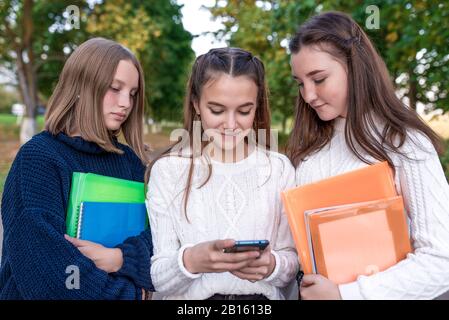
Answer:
[
  {"xmin": 118, "ymin": 91, "xmax": 132, "ymax": 109},
  {"xmin": 301, "ymin": 83, "xmax": 318, "ymax": 105},
  {"xmin": 224, "ymin": 112, "xmax": 237, "ymax": 130}
]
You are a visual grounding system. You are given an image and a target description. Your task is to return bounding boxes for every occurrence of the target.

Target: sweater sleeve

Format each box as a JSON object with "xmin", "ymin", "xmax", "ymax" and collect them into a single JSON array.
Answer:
[
  {"xmin": 339, "ymin": 132, "xmax": 449, "ymax": 300},
  {"xmin": 264, "ymin": 156, "xmax": 300, "ymax": 288},
  {"xmin": 114, "ymin": 228, "xmax": 154, "ymax": 291},
  {"xmin": 147, "ymin": 158, "xmax": 198, "ymax": 296},
  {"xmin": 3, "ymin": 147, "xmax": 143, "ymax": 300}
]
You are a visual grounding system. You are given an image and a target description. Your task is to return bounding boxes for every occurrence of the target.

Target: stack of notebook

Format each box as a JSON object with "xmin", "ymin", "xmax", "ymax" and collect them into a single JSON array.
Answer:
[
  {"xmin": 66, "ymin": 172, "xmax": 148, "ymax": 248},
  {"xmin": 281, "ymin": 162, "xmax": 412, "ymax": 284}
]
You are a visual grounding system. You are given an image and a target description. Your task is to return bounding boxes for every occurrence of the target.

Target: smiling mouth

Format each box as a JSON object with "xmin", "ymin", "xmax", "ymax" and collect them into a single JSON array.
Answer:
[{"xmin": 313, "ymin": 103, "xmax": 326, "ymax": 109}]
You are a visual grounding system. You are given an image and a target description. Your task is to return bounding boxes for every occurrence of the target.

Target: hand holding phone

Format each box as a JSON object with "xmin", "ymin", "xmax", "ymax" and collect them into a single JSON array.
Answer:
[{"xmin": 223, "ymin": 240, "xmax": 270, "ymax": 253}]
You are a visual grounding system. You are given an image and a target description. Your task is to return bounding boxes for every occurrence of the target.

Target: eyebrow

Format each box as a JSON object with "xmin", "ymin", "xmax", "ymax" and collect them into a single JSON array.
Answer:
[
  {"xmin": 112, "ymin": 79, "xmax": 138, "ymax": 91},
  {"xmin": 207, "ymin": 101, "xmax": 254, "ymax": 108},
  {"xmin": 292, "ymin": 69, "xmax": 326, "ymax": 81}
]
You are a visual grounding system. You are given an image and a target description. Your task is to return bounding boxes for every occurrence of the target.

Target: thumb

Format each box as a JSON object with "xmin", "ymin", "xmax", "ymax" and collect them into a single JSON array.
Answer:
[
  {"xmin": 301, "ymin": 274, "xmax": 320, "ymax": 287},
  {"xmin": 214, "ymin": 239, "xmax": 235, "ymax": 251}
]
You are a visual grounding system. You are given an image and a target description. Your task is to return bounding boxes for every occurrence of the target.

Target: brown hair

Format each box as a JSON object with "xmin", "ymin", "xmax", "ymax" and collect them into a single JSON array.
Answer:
[
  {"xmin": 45, "ymin": 37, "xmax": 147, "ymax": 163},
  {"xmin": 286, "ymin": 11, "xmax": 442, "ymax": 168},
  {"xmin": 145, "ymin": 47, "xmax": 271, "ymax": 217}
]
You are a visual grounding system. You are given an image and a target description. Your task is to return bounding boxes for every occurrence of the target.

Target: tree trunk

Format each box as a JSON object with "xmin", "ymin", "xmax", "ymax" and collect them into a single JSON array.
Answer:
[{"xmin": 17, "ymin": 0, "xmax": 38, "ymax": 144}]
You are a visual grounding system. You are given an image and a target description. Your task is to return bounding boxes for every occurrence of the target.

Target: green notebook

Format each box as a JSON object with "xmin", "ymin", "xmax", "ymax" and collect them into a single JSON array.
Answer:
[{"xmin": 66, "ymin": 172, "xmax": 146, "ymax": 237}]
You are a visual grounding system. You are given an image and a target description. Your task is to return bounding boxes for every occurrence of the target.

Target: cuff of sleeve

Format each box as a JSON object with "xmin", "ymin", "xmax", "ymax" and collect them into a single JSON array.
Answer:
[
  {"xmin": 263, "ymin": 250, "xmax": 281, "ymax": 283},
  {"xmin": 178, "ymin": 244, "xmax": 202, "ymax": 279},
  {"xmin": 115, "ymin": 231, "xmax": 154, "ymax": 291},
  {"xmin": 338, "ymin": 281, "xmax": 364, "ymax": 300}
]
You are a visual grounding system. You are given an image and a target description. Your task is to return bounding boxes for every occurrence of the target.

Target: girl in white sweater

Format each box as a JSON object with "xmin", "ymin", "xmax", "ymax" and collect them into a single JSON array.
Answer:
[
  {"xmin": 146, "ymin": 48, "xmax": 299, "ymax": 300},
  {"xmin": 287, "ymin": 11, "xmax": 449, "ymax": 300}
]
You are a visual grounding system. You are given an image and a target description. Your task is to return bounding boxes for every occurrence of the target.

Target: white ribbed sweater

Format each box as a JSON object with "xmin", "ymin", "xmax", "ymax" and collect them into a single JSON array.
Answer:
[
  {"xmin": 147, "ymin": 148, "xmax": 299, "ymax": 300},
  {"xmin": 295, "ymin": 117, "xmax": 449, "ymax": 300}
]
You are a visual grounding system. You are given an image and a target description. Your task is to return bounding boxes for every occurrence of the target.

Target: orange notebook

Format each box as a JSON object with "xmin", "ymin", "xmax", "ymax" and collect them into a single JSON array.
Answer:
[
  {"xmin": 281, "ymin": 161, "xmax": 398, "ymax": 274},
  {"xmin": 305, "ymin": 196, "xmax": 412, "ymax": 284}
]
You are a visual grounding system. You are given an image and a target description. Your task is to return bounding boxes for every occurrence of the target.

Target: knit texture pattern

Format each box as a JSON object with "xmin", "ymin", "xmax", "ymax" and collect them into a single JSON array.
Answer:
[
  {"xmin": 147, "ymin": 148, "xmax": 299, "ymax": 300},
  {"xmin": 0, "ymin": 131, "xmax": 154, "ymax": 299},
  {"xmin": 295, "ymin": 117, "xmax": 449, "ymax": 300}
]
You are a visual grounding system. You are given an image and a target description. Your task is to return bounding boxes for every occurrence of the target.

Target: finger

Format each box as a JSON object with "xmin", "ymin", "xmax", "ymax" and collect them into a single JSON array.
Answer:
[
  {"xmin": 214, "ymin": 239, "xmax": 236, "ymax": 251},
  {"xmin": 242, "ymin": 254, "xmax": 270, "ymax": 267},
  {"xmin": 301, "ymin": 274, "xmax": 320, "ymax": 287},
  {"xmin": 234, "ymin": 266, "xmax": 268, "ymax": 275},
  {"xmin": 213, "ymin": 259, "xmax": 256, "ymax": 272},
  {"xmin": 221, "ymin": 251, "xmax": 261, "ymax": 264},
  {"xmin": 64, "ymin": 234, "xmax": 86, "ymax": 247},
  {"xmin": 231, "ymin": 270, "xmax": 264, "ymax": 281}
]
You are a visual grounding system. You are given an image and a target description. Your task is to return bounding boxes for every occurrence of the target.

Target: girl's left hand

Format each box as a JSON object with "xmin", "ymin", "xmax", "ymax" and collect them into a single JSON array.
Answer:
[
  {"xmin": 300, "ymin": 274, "xmax": 342, "ymax": 300},
  {"xmin": 64, "ymin": 235, "xmax": 123, "ymax": 273},
  {"xmin": 230, "ymin": 246, "xmax": 276, "ymax": 282}
]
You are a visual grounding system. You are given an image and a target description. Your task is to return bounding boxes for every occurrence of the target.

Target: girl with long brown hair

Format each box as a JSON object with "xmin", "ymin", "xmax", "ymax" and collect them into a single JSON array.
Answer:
[
  {"xmin": 287, "ymin": 11, "xmax": 449, "ymax": 299},
  {"xmin": 147, "ymin": 47, "xmax": 298, "ymax": 300},
  {"xmin": 1, "ymin": 38, "xmax": 153, "ymax": 299}
]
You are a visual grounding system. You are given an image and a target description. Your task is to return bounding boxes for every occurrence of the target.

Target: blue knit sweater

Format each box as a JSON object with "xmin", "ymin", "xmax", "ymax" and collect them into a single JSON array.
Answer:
[{"xmin": 0, "ymin": 131, "xmax": 154, "ymax": 299}]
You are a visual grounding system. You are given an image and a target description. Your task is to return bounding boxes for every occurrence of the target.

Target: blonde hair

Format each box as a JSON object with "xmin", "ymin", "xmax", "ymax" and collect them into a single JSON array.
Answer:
[{"xmin": 45, "ymin": 37, "xmax": 148, "ymax": 163}]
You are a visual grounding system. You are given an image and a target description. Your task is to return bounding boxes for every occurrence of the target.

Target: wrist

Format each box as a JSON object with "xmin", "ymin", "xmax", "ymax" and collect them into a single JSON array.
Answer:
[
  {"xmin": 183, "ymin": 247, "xmax": 197, "ymax": 274},
  {"xmin": 267, "ymin": 253, "xmax": 276, "ymax": 276},
  {"xmin": 111, "ymin": 248, "xmax": 124, "ymax": 273}
]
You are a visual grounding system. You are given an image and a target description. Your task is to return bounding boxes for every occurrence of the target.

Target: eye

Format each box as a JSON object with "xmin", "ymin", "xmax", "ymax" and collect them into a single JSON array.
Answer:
[
  {"xmin": 110, "ymin": 86, "xmax": 120, "ymax": 92},
  {"xmin": 210, "ymin": 110, "xmax": 224, "ymax": 115},
  {"xmin": 239, "ymin": 110, "xmax": 251, "ymax": 115},
  {"xmin": 314, "ymin": 78, "xmax": 326, "ymax": 84}
]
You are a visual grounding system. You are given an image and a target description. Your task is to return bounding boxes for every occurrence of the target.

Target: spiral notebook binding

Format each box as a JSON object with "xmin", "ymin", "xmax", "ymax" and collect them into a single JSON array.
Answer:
[{"xmin": 76, "ymin": 202, "xmax": 84, "ymax": 239}]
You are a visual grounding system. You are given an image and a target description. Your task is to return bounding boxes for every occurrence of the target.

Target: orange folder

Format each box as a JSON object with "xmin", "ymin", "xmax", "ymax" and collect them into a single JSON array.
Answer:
[
  {"xmin": 305, "ymin": 196, "xmax": 412, "ymax": 284},
  {"xmin": 281, "ymin": 161, "xmax": 399, "ymax": 274}
]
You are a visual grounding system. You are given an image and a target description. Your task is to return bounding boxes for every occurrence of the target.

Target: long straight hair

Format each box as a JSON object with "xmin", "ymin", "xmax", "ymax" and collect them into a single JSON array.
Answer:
[
  {"xmin": 286, "ymin": 11, "xmax": 442, "ymax": 168},
  {"xmin": 45, "ymin": 37, "xmax": 147, "ymax": 163},
  {"xmin": 145, "ymin": 47, "xmax": 271, "ymax": 218}
]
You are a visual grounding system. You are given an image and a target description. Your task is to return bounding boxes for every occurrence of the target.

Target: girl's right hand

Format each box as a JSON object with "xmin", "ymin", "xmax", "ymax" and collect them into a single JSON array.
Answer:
[{"xmin": 183, "ymin": 239, "xmax": 261, "ymax": 274}]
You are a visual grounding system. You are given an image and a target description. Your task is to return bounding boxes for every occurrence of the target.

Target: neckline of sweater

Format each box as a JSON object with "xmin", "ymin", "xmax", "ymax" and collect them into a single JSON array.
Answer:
[{"xmin": 45, "ymin": 131, "xmax": 121, "ymax": 155}]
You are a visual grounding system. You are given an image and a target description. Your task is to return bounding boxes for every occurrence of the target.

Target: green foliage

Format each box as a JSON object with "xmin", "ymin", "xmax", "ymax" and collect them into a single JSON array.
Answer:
[
  {"xmin": 87, "ymin": 0, "xmax": 194, "ymax": 122},
  {"xmin": 0, "ymin": 1, "xmax": 193, "ymax": 122},
  {"xmin": 209, "ymin": 0, "xmax": 449, "ymax": 119}
]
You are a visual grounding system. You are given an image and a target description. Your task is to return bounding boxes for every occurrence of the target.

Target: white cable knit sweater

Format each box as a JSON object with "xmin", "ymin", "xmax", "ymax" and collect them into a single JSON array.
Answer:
[
  {"xmin": 295, "ymin": 117, "xmax": 449, "ymax": 300},
  {"xmin": 147, "ymin": 148, "xmax": 299, "ymax": 300}
]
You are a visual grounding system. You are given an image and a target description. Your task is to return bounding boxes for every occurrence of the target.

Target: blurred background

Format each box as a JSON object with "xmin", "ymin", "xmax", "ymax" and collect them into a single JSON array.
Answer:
[{"xmin": 1, "ymin": 0, "xmax": 448, "ymax": 198}]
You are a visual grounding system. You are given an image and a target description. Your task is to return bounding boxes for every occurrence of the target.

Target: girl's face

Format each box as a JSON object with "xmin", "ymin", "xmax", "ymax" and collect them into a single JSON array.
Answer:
[
  {"xmin": 290, "ymin": 45, "xmax": 348, "ymax": 121},
  {"xmin": 194, "ymin": 73, "xmax": 257, "ymax": 156},
  {"xmin": 103, "ymin": 59, "xmax": 139, "ymax": 131}
]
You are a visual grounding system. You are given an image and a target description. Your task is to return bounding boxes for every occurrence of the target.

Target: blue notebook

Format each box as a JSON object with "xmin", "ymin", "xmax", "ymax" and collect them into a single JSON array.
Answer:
[{"xmin": 77, "ymin": 201, "xmax": 148, "ymax": 248}]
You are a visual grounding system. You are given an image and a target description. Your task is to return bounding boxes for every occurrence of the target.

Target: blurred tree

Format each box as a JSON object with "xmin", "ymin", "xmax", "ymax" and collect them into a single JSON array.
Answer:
[
  {"xmin": 0, "ymin": 0, "xmax": 89, "ymax": 144},
  {"xmin": 209, "ymin": 0, "xmax": 449, "ymax": 123},
  {"xmin": 0, "ymin": 0, "xmax": 193, "ymax": 145},
  {"xmin": 321, "ymin": 0, "xmax": 449, "ymax": 112},
  {"xmin": 87, "ymin": 0, "xmax": 194, "ymax": 122}
]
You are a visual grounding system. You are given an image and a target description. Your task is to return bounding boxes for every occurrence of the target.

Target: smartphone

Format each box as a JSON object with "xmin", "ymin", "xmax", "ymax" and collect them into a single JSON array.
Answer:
[{"xmin": 224, "ymin": 240, "xmax": 270, "ymax": 253}]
